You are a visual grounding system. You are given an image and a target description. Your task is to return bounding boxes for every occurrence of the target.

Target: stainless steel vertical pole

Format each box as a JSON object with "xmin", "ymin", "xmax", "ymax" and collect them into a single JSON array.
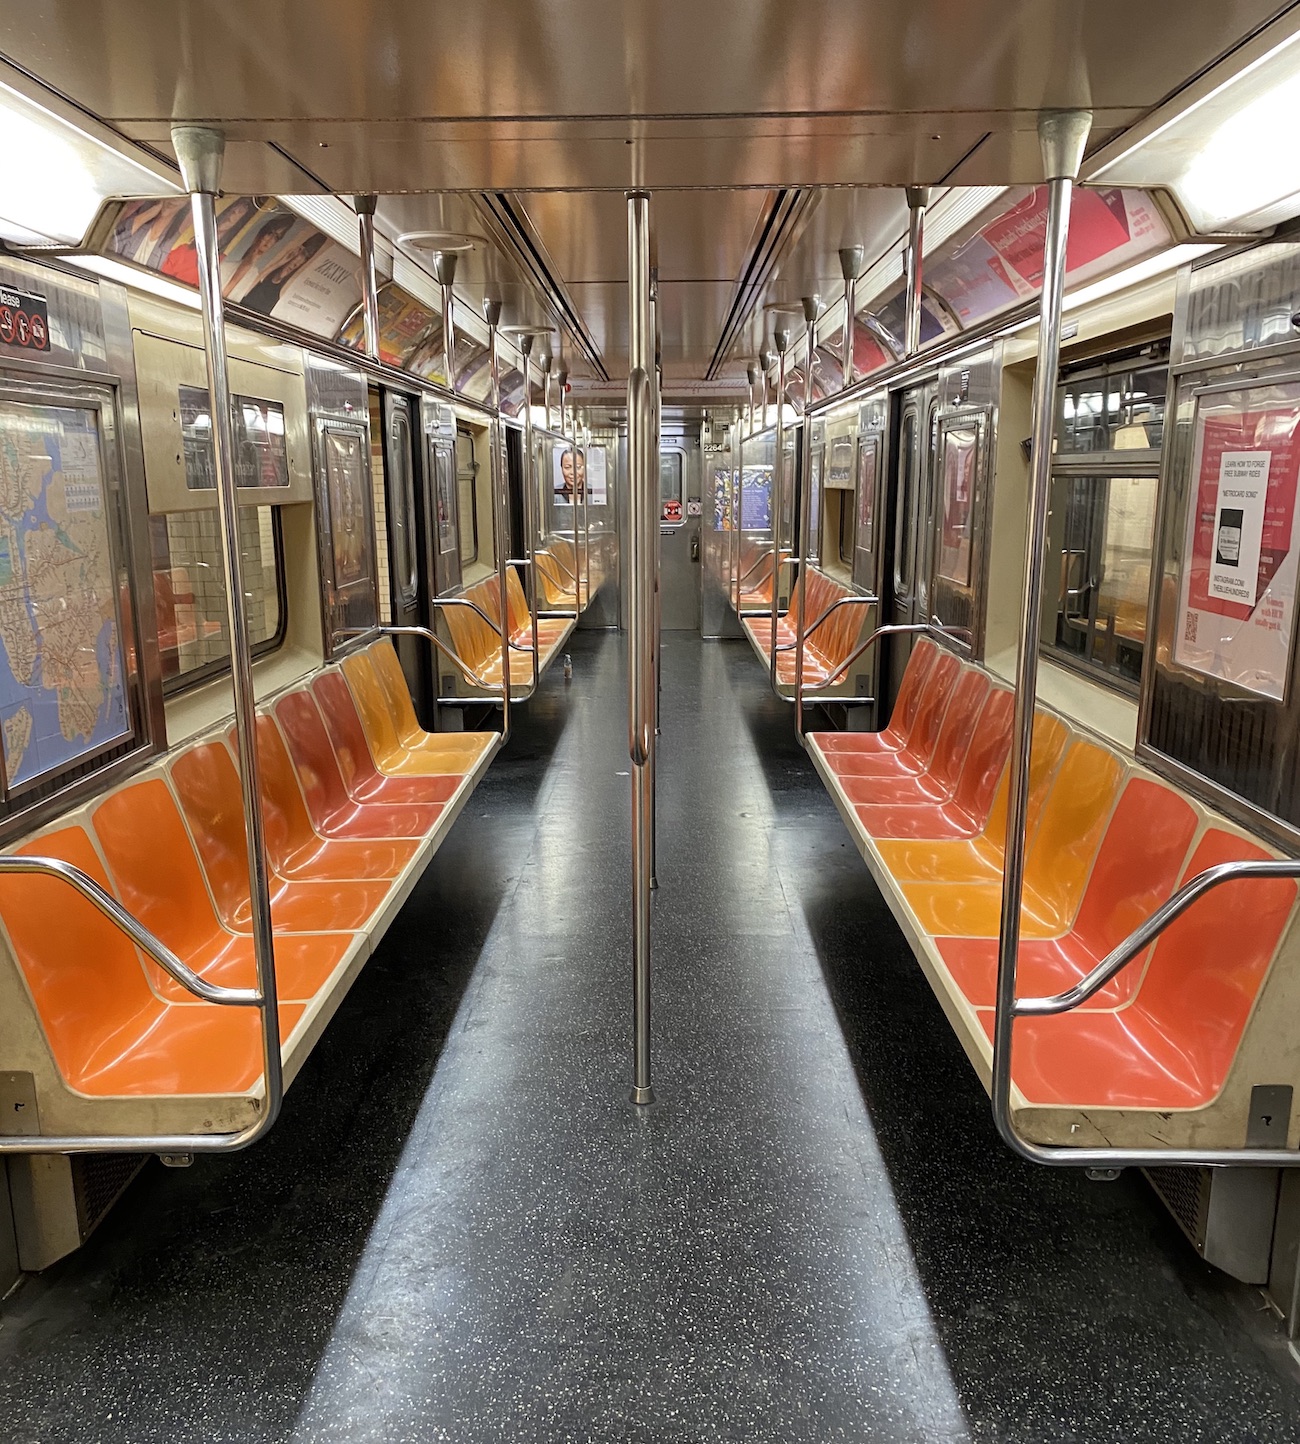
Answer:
[
  {"xmin": 991, "ymin": 110, "xmax": 1092, "ymax": 1152},
  {"xmin": 794, "ymin": 294, "xmax": 821, "ymax": 743},
  {"xmin": 759, "ymin": 348, "xmax": 773, "ymax": 431},
  {"xmin": 903, "ymin": 187, "xmax": 931, "ymax": 359},
  {"xmin": 627, "ymin": 191, "xmax": 655, "ymax": 1106},
  {"xmin": 485, "ymin": 298, "xmax": 512, "ymax": 737},
  {"xmin": 484, "ymin": 298, "xmax": 502, "ymax": 412},
  {"xmin": 839, "ymin": 245, "xmax": 863, "ymax": 389},
  {"xmin": 746, "ymin": 363, "xmax": 758, "ymax": 436},
  {"xmin": 434, "ymin": 250, "xmax": 459, "ymax": 391},
  {"xmin": 541, "ymin": 350, "xmax": 553, "ymax": 434},
  {"xmin": 768, "ymin": 325, "xmax": 790, "ymax": 687},
  {"xmin": 354, "ymin": 195, "xmax": 381, "ymax": 361},
  {"xmin": 517, "ymin": 332, "xmax": 542, "ymax": 687},
  {"xmin": 171, "ymin": 125, "xmax": 283, "ymax": 1127}
]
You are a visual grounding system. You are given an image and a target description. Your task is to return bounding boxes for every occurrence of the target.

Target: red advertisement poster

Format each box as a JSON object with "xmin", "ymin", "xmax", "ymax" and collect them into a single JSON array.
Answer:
[
  {"xmin": 927, "ymin": 187, "xmax": 1170, "ymax": 330},
  {"xmin": 1175, "ymin": 386, "xmax": 1300, "ymax": 700}
]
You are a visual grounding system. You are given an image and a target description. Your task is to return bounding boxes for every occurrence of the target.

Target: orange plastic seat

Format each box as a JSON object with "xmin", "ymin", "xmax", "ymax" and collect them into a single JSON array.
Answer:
[
  {"xmin": 837, "ymin": 668, "xmax": 989, "ymax": 807},
  {"xmin": 92, "ymin": 781, "xmax": 350, "ymax": 1003},
  {"xmin": 876, "ymin": 713, "xmax": 1070, "ymax": 884},
  {"xmin": 901, "ymin": 738, "xmax": 1125, "ymax": 939},
  {"xmin": 171, "ymin": 741, "xmax": 390, "ymax": 933},
  {"xmin": 311, "ymin": 671, "xmax": 473, "ymax": 806},
  {"xmin": 248, "ymin": 715, "xmax": 417, "ymax": 881},
  {"xmin": 938, "ymin": 779, "xmax": 1199, "ymax": 1008},
  {"xmin": 813, "ymin": 639, "xmax": 937, "ymax": 759},
  {"xmin": 852, "ymin": 687, "xmax": 1014, "ymax": 841},
  {"xmin": 0, "ymin": 826, "xmax": 303, "ymax": 1096},
  {"xmin": 981, "ymin": 830, "xmax": 1297, "ymax": 1109},
  {"xmin": 273, "ymin": 690, "xmax": 449, "ymax": 839},
  {"xmin": 340, "ymin": 651, "xmax": 495, "ymax": 776}
]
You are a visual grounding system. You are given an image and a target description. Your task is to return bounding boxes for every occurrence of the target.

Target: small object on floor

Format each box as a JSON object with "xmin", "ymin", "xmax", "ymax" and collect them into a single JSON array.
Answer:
[{"xmin": 563, "ymin": 654, "xmax": 573, "ymax": 682}]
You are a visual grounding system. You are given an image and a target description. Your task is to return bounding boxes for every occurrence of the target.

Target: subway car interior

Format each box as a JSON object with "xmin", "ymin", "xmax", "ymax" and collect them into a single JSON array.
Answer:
[{"xmin": 10, "ymin": 4, "xmax": 1300, "ymax": 1440}]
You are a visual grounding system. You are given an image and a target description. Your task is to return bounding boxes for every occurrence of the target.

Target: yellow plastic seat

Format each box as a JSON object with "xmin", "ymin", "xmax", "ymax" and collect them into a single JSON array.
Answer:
[
  {"xmin": 875, "ymin": 713, "xmax": 1070, "ymax": 884},
  {"xmin": 340, "ymin": 651, "xmax": 494, "ymax": 776},
  {"xmin": 901, "ymin": 738, "xmax": 1126, "ymax": 939}
]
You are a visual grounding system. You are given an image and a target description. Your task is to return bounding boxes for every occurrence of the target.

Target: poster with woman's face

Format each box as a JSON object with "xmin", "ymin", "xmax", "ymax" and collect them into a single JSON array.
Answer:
[{"xmin": 553, "ymin": 446, "xmax": 607, "ymax": 505}]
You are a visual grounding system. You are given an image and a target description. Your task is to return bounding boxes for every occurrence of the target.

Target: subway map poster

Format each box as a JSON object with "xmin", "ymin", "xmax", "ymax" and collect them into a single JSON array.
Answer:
[{"xmin": 0, "ymin": 401, "xmax": 130, "ymax": 789}]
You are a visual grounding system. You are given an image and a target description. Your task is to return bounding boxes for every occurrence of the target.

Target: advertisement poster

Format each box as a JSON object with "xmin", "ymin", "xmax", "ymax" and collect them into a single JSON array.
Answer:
[
  {"xmin": 713, "ymin": 466, "xmax": 734, "ymax": 532},
  {"xmin": 926, "ymin": 187, "xmax": 1170, "ymax": 329},
  {"xmin": 551, "ymin": 446, "xmax": 608, "ymax": 506},
  {"xmin": 336, "ymin": 286, "xmax": 437, "ymax": 367},
  {"xmin": 739, "ymin": 466, "xmax": 772, "ymax": 531},
  {"xmin": 1174, "ymin": 386, "xmax": 1300, "ymax": 699},
  {"xmin": 937, "ymin": 424, "xmax": 978, "ymax": 586},
  {"xmin": 109, "ymin": 197, "xmax": 358, "ymax": 340}
]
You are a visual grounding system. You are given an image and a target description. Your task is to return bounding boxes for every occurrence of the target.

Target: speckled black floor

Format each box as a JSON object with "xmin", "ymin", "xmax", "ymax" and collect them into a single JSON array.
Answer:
[{"xmin": 1, "ymin": 631, "xmax": 1299, "ymax": 1443}]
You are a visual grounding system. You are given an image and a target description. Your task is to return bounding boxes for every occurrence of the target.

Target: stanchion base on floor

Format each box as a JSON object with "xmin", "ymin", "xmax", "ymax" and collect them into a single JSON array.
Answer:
[{"xmin": 630, "ymin": 1085, "xmax": 655, "ymax": 1106}]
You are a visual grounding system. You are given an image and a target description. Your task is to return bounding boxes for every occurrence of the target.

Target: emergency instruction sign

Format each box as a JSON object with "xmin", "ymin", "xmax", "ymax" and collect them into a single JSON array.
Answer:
[{"xmin": 0, "ymin": 287, "xmax": 50, "ymax": 352}]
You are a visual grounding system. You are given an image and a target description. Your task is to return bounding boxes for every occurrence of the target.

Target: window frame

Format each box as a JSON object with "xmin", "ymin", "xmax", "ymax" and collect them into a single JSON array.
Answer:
[
  {"xmin": 1040, "ymin": 340, "xmax": 1170, "ymax": 697},
  {"xmin": 154, "ymin": 503, "xmax": 289, "ymax": 696}
]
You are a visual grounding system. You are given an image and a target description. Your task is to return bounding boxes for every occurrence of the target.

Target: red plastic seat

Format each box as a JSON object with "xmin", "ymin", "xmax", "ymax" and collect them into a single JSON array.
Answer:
[
  {"xmin": 979, "ymin": 830, "xmax": 1297, "ymax": 1109},
  {"xmin": 819, "ymin": 649, "xmax": 962, "ymax": 780},
  {"xmin": 836, "ymin": 668, "xmax": 989, "ymax": 807},
  {"xmin": 93, "ymin": 780, "xmax": 352, "ymax": 1003},
  {"xmin": 939, "ymin": 778, "xmax": 1199, "ymax": 1008},
  {"xmin": 247, "ymin": 716, "xmax": 418, "ymax": 881},
  {"xmin": 310, "ymin": 670, "xmax": 469, "ymax": 807},
  {"xmin": 171, "ymin": 741, "xmax": 390, "ymax": 933},
  {"xmin": 272, "ymin": 691, "xmax": 449, "ymax": 839},
  {"xmin": 852, "ymin": 687, "xmax": 1014, "ymax": 841},
  {"xmin": 812, "ymin": 638, "xmax": 937, "ymax": 758},
  {"xmin": 0, "ymin": 826, "xmax": 302, "ymax": 1096}
]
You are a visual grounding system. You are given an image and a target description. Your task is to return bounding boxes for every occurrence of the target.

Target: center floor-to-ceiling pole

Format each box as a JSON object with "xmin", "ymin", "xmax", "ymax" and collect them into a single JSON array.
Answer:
[
  {"xmin": 627, "ymin": 191, "xmax": 655, "ymax": 1105},
  {"xmin": 171, "ymin": 125, "xmax": 283, "ymax": 1129}
]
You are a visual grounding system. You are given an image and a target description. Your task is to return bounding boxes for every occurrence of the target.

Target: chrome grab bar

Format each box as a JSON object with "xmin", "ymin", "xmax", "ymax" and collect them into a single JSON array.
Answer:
[
  {"xmin": 430, "ymin": 595, "xmax": 506, "ymax": 638},
  {"xmin": 340, "ymin": 625, "xmax": 504, "ymax": 695},
  {"xmin": 0, "ymin": 856, "xmax": 260, "ymax": 1007},
  {"xmin": 737, "ymin": 548, "xmax": 779, "ymax": 587},
  {"xmin": 1015, "ymin": 857, "xmax": 1300, "ymax": 1017},
  {"xmin": 773, "ymin": 593, "xmax": 878, "ymax": 652},
  {"xmin": 800, "ymin": 621, "xmax": 968, "ymax": 695}
]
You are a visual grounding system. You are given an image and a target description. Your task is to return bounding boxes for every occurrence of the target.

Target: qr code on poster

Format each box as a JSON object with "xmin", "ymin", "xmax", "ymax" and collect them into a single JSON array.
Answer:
[{"xmin": 1183, "ymin": 610, "xmax": 1198, "ymax": 645}]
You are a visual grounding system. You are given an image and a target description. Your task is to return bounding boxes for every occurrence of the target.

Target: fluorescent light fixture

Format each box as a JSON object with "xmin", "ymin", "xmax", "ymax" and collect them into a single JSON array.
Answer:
[
  {"xmin": 1090, "ymin": 26, "xmax": 1300, "ymax": 231},
  {"xmin": 1061, "ymin": 243, "xmax": 1219, "ymax": 314},
  {"xmin": 73, "ymin": 253, "xmax": 201, "ymax": 309},
  {"xmin": 0, "ymin": 78, "xmax": 179, "ymax": 245}
]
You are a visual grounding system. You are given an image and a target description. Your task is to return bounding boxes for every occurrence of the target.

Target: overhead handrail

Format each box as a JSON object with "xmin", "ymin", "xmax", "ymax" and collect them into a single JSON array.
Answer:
[
  {"xmin": 0, "ymin": 855, "xmax": 261, "ymax": 1008},
  {"xmin": 1016, "ymin": 857, "xmax": 1300, "ymax": 1018}
]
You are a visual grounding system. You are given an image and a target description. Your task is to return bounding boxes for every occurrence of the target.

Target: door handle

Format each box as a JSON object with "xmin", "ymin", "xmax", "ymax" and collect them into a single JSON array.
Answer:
[{"xmin": 690, "ymin": 534, "xmax": 700, "ymax": 563}]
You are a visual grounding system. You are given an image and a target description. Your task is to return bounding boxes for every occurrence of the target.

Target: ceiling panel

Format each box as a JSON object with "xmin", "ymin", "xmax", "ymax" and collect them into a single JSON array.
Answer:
[{"xmin": 0, "ymin": 0, "xmax": 1286, "ymax": 122}]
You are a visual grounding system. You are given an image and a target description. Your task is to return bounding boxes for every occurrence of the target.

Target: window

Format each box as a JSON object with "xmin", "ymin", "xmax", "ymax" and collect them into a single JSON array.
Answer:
[
  {"xmin": 457, "ymin": 428, "xmax": 479, "ymax": 566},
  {"xmin": 387, "ymin": 402, "xmax": 417, "ymax": 605},
  {"xmin": 660, "ymin": 449, "xmax": 683, "ymax": 521},
  {"xmin": 1043, "ymin": 342, "xmax": 1169, "ymax": 691},
  {"xmin": 836, "ymin": 489, "xmax": 855, "ymax": 567},
  {"xmin": 150, "ymin": 504, "xmax": 285, "ymax": 691}
]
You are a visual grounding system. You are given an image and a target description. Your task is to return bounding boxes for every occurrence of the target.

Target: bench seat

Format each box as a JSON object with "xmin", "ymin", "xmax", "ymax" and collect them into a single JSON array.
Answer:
[
  {"xmin": 807, "ymin": 639, "xmax": 1300, "ymax": 1149},
  {"xmin": 0, "ymin": 637, "xmax": 498, "ymax": 1142},
  {"xmin": 740, "ymin": 566, "xmax": 875, "ymax": 702},
  {"xmin": 439, "ymin": 570, "xmax": 575, "ymax": 700}
]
